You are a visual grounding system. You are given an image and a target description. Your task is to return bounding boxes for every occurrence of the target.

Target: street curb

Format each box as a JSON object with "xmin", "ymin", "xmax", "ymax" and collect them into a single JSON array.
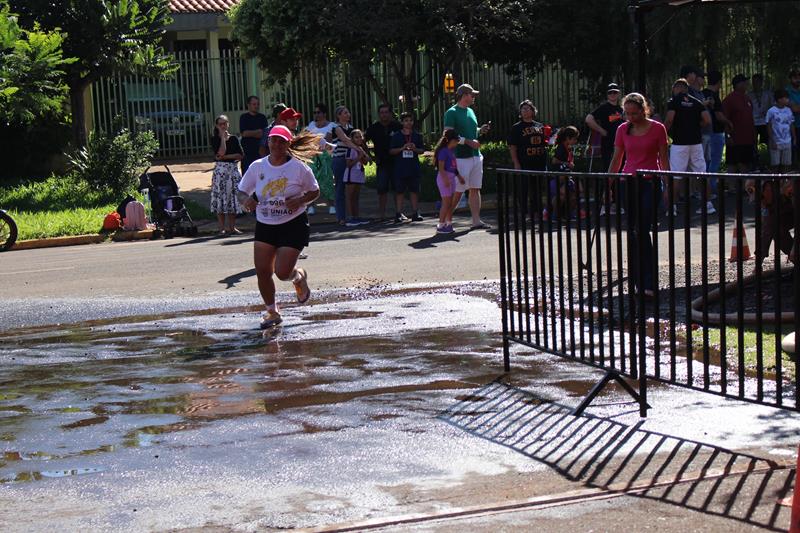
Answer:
[
  {"xmin": 12, "ymin": 234, "xmax": 107, "ymax": 250},
  {"xmin": 8, "ymin": 200, "xmax": 499, "ymax": 251}
]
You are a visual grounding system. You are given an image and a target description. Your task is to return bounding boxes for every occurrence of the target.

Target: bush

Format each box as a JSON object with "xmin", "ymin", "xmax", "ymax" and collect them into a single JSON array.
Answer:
[{"xmin": 68, "ymin": 126, "xmax": 158, "ymax": 198}]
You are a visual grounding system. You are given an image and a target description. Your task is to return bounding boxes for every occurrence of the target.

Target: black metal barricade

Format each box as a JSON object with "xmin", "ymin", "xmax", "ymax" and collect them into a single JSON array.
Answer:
[{"xmin": 497, "ymin": 169, "xmax": 800, "ymax": 416}]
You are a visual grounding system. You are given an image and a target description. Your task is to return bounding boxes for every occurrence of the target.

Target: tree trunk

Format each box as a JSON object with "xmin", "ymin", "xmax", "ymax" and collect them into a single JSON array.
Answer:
[{"xmin": 69, "ymin": 82, "xmax": 89, "ymax": 148}]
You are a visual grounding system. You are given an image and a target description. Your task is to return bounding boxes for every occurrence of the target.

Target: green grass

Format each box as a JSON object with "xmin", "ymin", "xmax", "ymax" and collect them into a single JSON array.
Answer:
[
  {"xmin": 1, "ymin": 175, "xmax": 213, "ymax": 240},
  {"xmin": 10, "ymin": 207, "xmax": 115, "ymax": 240},
  {"xmin": 690, "ymin": 325, "xmax": 794, "ymax": 378}
]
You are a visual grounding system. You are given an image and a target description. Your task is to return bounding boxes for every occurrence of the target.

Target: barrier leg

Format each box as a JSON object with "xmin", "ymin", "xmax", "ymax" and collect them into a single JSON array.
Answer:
[{"xmin": 572, "ymin": 370, "xmax": 651, "ymax": 417}]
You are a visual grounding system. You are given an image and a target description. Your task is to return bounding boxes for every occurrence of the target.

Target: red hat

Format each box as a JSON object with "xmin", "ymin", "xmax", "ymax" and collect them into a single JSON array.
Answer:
[
  {"xmin": 268, "ymin": 125, "xmax": 293, "ymax": 142},
  {"xmin": 278, "ymin": 107, "xmax": 302, "ymax": 121}
]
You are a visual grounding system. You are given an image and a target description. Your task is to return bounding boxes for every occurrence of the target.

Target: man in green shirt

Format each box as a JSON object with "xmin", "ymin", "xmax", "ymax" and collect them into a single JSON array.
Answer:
[{"xmin": 444, "ymin": 84, "xmax": 491, "ymax": 229}]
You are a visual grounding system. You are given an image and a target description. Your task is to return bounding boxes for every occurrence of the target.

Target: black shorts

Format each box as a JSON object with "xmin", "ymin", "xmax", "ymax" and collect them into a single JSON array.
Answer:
[
  {"xmin": 394, "ymin": 173, "xmax": 420, "ymax": 194},
  {"xmin": 254, "ymin": 213, "xmax": 310, "ymax": 251},
  {"xmin": 726, "ymin": 144, "xmax": 755, "ymax": 166}
]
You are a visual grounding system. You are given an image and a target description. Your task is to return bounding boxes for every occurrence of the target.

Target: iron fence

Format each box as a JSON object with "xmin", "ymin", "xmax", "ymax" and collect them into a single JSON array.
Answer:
[
  {"xmin": 497, "ymin": 169, "xmax": 800, "ymax": 416},
  {"xmin": 91, "ymin": 50, "xmax": 598, "ymax": 159}
]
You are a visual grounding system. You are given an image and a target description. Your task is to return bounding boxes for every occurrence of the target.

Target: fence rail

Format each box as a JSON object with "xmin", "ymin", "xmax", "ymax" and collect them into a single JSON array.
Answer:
[
  {"xmin": 497, "ymin": 169, "xmax": 800, "ymax": 416},
  {"xmin": 91, "ymin": 50, "xmax": 598, "ymax": 159}
]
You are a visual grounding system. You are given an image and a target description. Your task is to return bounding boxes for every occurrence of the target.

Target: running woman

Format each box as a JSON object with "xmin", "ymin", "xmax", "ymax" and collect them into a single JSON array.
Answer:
[{"xmin": 238, "ymin": 126, "xmax": 321, "ymax": 329}]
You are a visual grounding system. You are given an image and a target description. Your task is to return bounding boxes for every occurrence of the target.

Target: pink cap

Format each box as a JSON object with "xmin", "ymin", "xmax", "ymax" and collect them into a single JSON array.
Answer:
[{"xmin": 268, "ymin": 125, "xmax": 293, "ymax": 142}]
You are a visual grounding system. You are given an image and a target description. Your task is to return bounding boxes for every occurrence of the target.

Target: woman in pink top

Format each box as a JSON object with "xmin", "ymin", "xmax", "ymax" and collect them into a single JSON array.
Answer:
[{"xmin": 608, "ymin": 93, "xmax": 670, "ymax": 293}]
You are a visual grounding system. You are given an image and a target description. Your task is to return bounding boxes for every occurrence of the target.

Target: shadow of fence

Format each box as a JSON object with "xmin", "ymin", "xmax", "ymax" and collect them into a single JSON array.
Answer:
[{"xmin": 439, "ymin": 379, "xmax": 793, "ymax": 530}]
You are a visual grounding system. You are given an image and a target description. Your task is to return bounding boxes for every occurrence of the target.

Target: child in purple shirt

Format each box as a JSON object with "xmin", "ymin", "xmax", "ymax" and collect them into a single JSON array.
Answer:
[{"xmin": 434, "ymin": 130, "xmax": 463, "ymax": 234}]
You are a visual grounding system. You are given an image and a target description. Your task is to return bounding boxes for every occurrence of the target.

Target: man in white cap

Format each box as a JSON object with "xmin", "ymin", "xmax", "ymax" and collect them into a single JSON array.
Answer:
[{"xmin": 444, "ymin": 83, "xmax": 491, "ymax": 229}]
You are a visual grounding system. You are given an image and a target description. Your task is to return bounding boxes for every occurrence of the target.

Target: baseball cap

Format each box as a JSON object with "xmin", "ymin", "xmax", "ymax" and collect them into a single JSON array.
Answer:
[
  {"xmin": 268, "ymin": 125, "xmax": 293, "ymax": 142},
  {"xmin": 278, "ymin": 107, "xmax": 302, "ymax": 121},
  {"xmin": 272, "ymin": 102, "xmax": 288, "ymax": 118},
  {"xmin": 731, "ymin": 73, "xmax": 749, "ymax": 86},
  {"xmin": 455, "ymin": 84, "xmax": 479, "ymax": 98},
  {"xmin": 607, "ymin": 83, "xmax": 621, "ymax": 93}
]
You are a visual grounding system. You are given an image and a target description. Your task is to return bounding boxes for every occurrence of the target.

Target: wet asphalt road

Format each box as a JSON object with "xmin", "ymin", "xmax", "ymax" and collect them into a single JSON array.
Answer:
[{"xmin": 2, "ymin": 214, "xmax": 800, "ymax": 532}]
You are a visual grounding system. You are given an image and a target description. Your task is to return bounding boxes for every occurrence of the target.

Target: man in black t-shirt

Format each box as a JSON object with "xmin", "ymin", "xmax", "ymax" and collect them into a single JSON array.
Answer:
[
  {"xmin": 365, "ymin": 104, "xmax": 401, "ymax": 219},
  {"xmin": 664, "ymin": 78, "xmax": 712, "ymax": 214},
  {"xmin": 701, "ymin": 70, "xmax": 732, "ymax": 174},
  {"xmin": 238, "ymin": 96, "xmax": 269, "ymax": 174},
  {"xmin": 586, "ymin": 83, "xmax": 623, "ymax": 173}
]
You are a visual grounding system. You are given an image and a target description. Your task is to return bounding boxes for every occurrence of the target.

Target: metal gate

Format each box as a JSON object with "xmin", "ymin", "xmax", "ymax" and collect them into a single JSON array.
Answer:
[{"xmin": 497, "ymin": 169, "xmax": 800, "ymax": 416}]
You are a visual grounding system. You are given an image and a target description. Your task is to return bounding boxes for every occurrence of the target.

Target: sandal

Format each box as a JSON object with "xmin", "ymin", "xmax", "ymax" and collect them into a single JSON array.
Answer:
[{"xmin": 293, "ymin": 268, "xmax": 311, "ymax": 304}]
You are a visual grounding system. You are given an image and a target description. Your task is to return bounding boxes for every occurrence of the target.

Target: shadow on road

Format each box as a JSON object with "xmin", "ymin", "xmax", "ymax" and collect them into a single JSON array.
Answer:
[
  {"xmin": 218, "ymin": 268, "xmax": 256, "ymax": 289},
  {"xmin": 440, "ymin": 379, "xmax": 793, "ymax": 531}
]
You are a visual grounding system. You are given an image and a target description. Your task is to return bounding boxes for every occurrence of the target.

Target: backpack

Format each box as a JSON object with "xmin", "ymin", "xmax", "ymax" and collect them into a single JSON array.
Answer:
[
  {"xmin": 123, "ymin": 201, "xmax": 147, "ymax": 231},
  {"xmin": 102, "ymin": 212, "xmax": 122, "ymax": 231}
]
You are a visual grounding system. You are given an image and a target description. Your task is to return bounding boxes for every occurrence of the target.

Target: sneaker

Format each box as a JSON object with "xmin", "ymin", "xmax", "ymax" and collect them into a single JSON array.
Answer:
[
  {"xmin": 441, "ymin": 224, "xmax": 455, "ymax": 234},
  {"xmin": 669, "ymin": 205, "xmax": 678, "ymax": 216},
  {"xmin": 599, "ymin": 205, "xmax": 606, "ymax": 216},
  {"xmin": 706, "ymin": 201, "xmax": 716, "ymax": 215},
  {"xmin": 395, "ymin": 213, "xmax": 409, "ymax": 223},
  {"xmin": 436, "ymin": 224, "xmax": 449, "ymax": 234},
  {"xmin": 345, "ymin": 218, "xmax": 360, "ymax": 227},
  {"xmin": 471, "ymin": 220, "xmax": 492, "ymax": 230},
  {"xmin": 260, "ymin": 309, "xmax": 283, "ymax": 329},
  {"xmin": 356, "ymin": 217, "xmax": 371, "ymax": 225},
  {"xmin": 618, "ymin": 207, "xmax": 625, "ymax": 215},
  {"xmin": 293, "ymin": 267, "xmax": 311, "ymax": 304},
  {"xmin": 307, "ymin": 205, "xmax": 316, "ymax": 216},
  {"xmin": 411, "ymin": 211, "xmax": 424, "ymax": 222}
]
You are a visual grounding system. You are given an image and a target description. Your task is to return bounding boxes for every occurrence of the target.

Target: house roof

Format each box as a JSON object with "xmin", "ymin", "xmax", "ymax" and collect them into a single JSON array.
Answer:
[{"xmin": 169, "ymin": 0, "xmax": 239, "ymax": 14}]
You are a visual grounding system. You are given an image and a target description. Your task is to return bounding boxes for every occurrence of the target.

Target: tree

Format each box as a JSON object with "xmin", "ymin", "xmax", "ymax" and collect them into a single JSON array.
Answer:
[
  {"xmin": 9, "ymin": 0, "xmax": 177, "ymax": 147},
  {"xmin": 0, "ymin": 0, "xmax": 73, "ymax": 125},
  {"xmin": 230, "ymin": 0, "xmax": 544, "ymax": 122}
]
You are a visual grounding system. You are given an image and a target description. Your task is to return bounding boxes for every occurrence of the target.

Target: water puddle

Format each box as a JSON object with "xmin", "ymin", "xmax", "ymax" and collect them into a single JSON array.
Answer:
[{"xmin": 0, "ymin": 290, "xmax": 504, "ymax": 484}]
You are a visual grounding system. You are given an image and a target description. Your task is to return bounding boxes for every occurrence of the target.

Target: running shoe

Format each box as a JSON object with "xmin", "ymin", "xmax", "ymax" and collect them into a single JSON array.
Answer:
[
  {"xmin": 696, "ymin": 201, "xmax": 716, "ymax": 215},
  {"xmin": 471, "ymin": 220, "xmax": 492, "ymax": 230},
  {"xmin": 293, "ymin": 268, "xmax": 311, "ymax": 304},
  {"xmin": 436, "ymin": 224, "xmax": 454, "ymax": 234},
  {"xmin": 411, "ymin": 211, "xmax": 424, "ymax": 222},
  {"xmin": 395, "ymin": 213, "xmax": 410, "ymax": 223},
  {"xmin": 345, "ymin": 218, "xmax": 360, "ymax": 227},
  {"xmin": 260, "ymin": 310, "xmax": 283, "ymax": 329}
]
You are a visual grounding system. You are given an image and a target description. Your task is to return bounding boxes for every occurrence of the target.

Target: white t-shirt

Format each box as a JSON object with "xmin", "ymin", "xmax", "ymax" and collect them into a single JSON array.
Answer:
[
  {"xmin": 766, "ymin": 106, "xmax": 795, "ymax": 146},
  {"xmin": 305, "ymin": 121, "xmax": 336, "ymax": 137},
  {"xmin": 238, "ymin": 156, "xmax": 319, "ymax": 225},
  {"xmin": 305, "ymin": 121, "xmax": 337, "ymax": 150}
]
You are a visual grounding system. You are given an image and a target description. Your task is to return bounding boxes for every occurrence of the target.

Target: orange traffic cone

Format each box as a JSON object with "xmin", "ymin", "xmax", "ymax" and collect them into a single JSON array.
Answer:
[{"xmin": 728, "ymin": 226, "xmax": 753, "ymax": 262}]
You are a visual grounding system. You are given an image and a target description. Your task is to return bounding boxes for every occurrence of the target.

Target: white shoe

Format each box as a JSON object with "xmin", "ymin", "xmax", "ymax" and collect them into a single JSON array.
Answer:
[{"xmin": 696, "ymin": 201, "xmax": 716, "ymax": 215}]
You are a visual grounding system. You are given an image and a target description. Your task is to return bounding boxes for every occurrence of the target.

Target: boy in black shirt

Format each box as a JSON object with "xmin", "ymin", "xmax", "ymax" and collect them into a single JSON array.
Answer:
[
  {"xmin": 508, "ymin": 99, "xmax": 547, "ymax": 216},
  {"xmin": 586, "ymin": 83, "xmax": 624, "ymax": 214},
  {"xmin": 508, "ymin": 99, "xmax": 548, "ymax": 171},
  {"xmin": 586, "ymin": 83, "xmax": 624, "ymax": 172},
  {"xmin": 664, "ymin": 78, "xmax": 712, "ymax": 214}
]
